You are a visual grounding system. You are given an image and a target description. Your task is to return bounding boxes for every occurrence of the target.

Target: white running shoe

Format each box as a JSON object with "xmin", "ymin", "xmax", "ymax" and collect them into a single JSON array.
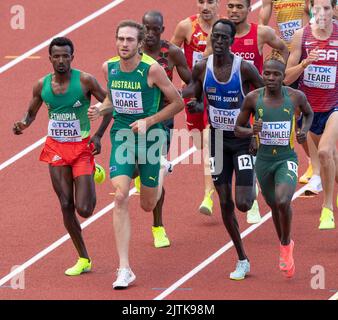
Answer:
[
  {"xmin": 247, "ymin": 200, "xmax": 261, "ymax": 224},
  {"xmin": 304, "ymin": 175, "xmax": 322, "ymax": 195},
  {"xmin": 112, "ymin": 267, "xmax": 136, "ymax": 289},
  {"xmin": 230, "ymin": 259, "xmax": 250, "ymax": 280}
]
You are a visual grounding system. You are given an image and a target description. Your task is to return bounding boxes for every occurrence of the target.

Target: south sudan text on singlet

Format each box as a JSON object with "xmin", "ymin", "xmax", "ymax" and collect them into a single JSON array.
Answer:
[
  {"xmin": 107, "ymin": 54, "xmax": 162, "ymax": 131},
  {"xmin": 255, "ymin": 87, "xmax": 297, "ymax": 161},
  {"xmin": 203, "ymin": 54, "xmax": 246, "ymax": 138},
  {"xmin": 41, "ymin": 69, "xmax": 90, "ymax": 142}
]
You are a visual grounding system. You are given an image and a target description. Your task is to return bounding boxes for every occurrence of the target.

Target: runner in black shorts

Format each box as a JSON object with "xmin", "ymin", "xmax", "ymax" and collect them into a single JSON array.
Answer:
[{"xmin": 184, "ymin": 19, "xmax": 263, "ymax": 280}]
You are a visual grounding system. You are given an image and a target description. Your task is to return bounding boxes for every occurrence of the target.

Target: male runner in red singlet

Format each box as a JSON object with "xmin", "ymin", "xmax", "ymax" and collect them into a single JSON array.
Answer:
[
  {"xmin": 171, "ymin": 0, "xmax": 220, "ymax": 216},
  {"xmin": 285, "ymin": 0, "xmax": 338, "ymax": 230}
]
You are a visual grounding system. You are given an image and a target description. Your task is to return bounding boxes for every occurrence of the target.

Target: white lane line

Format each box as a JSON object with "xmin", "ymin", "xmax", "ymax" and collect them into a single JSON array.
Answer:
[
  {"xmin": 329, "ymin": 292, "xmax": 338, "ymax": 300},
  {"xmin": 154, "ymin": 184, "xmax": 308, "ymax": 300},
  {"xmin": 1, "ymin": 103, "xmax": 101, "ymax": 172},
  {"xmin": 0, "ymin": 0, "xmax": 126, "ymax": 74},
  {"xmin": 0, "ymin": 146, "xmax": 195, "ymax": 287}
]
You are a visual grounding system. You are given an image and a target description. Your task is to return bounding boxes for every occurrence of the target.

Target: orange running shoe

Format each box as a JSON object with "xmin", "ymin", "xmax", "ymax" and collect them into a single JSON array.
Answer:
[{"xmin": 279, "ymin": 240, "xmax": 295, "ymax": 278}]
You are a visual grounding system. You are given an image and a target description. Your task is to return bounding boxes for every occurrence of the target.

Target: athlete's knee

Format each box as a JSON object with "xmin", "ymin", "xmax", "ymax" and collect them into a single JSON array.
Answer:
[
  {"xmin": 141, "ymin": 197, "xmax": 157, "ymax": 212},
  {"xmin": 114, "ymin": 186, "xmax": 129, "ymax": 206},
  {"xmin": 236, "ymin": 198, "xmax": 253, "ymax": 213},
  {"xmin": 76, "ymin": 203, "xmax": 95, "ymax": 218},
  {"xmin": 276, "ymin": 197, "xmax": 291, "ymax": 213},
  {"xmin": 59, "ymin": 197, "xmax": 75, "ymax": 214},
  {"xmin": 318, "ymin": 147, "xmax": 333, "ymax": 166}
]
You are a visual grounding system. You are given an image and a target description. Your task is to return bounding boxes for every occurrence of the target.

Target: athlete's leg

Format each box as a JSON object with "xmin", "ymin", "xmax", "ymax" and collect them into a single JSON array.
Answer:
[
  {"xmin": 49, "ymin": 165, "xmax": 89, "ymax": 259},
  {"xmin": 216, "ymin": 183, "xmax": 248, "ymax": 261},
  {"xmin": 112, "ymin": 175, "xmax": 132, "ymax": 269},
  {"xmin": 318, "ymin": 112, "xmax": 338, "ymax": 211},
  {"xmin": 74, "ymin": 175, "xmax": 96, "ymax": 218}
]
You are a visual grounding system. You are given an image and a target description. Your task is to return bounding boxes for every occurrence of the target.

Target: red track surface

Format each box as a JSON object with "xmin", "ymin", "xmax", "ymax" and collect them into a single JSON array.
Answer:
[{"xmin": 0, "ymin": 0, "xmax": 337, "ymax": 301}]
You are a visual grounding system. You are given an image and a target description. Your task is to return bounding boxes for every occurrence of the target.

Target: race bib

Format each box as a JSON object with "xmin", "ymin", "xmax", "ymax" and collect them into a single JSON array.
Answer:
[
  {"xmin": 278, "ymin": 19, "xmax": 302, "ymax": 43},
  {"xmin": 238, "ymin": 154, "xmax": 253, "ymax": 171},
  {"xmin": 259, "ymin": 121, "xmax": 291, "ymax": 146},
  {"xmin": 304, "ymin": 64, "xmax": 337, "ymax": 89},
  {"xmin": 287, "ymin": 161, "xmax": 298, "ymax": 177},
  {"xmin": 111, "ymin": 89, "xmax": 144, "ymax": 114},
  {"xmin": 209, "ymin": 105, "xmax": 240, "ymax": 131},
  {"xmin": 209, "ymin": 157, "xmax": 216, "ymax": 174},
  {"xmin": 48, "ymin": 119, "xmax": 81, "ymax": 142},
  {"xmin": 192, "ymin": 51, "xmax": 203, "ymax": 67}
]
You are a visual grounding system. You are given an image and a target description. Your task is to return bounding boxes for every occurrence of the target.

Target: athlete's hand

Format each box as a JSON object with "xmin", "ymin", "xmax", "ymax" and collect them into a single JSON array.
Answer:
[
  {"xmin": 253, "ymin": 118, "xmax": 263, "ymax": 135},
  {"xmin": 296, "ymin": 129, "xmax": 307, "ymax": 144},
  {"xmin": 87, "ymin": 105, "xmax": 101, "ymax": 121},
  {"xmin": 13, "ymin": 121, "xmax": 28, "ymax": 135},
  {"xmin": 186, "ymin": 99, "xmax": 204, "ymax": 113},
  {"xmin": 249, "ymin": 136, "xmax": 258, "ymax": 156},
  {"xmin": 303, "ymin": 46, "xmax": 319, "ymax": 67},
  {"xmin": 130, "ymin": 119, "xmax": 149, "ymax": 134},
  {"xmin": 89, "ymin": 134, "xmax": 102, "ymax": 155}
]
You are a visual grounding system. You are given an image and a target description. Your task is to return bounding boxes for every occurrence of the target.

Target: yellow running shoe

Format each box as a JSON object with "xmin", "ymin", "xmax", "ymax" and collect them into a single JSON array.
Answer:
[
  {"xmin": 319, "ymin": 208, "xmax": 335, "ymax": 230},
  {"xmin": 134, "ymin": 175, "xmax": 141, "ymax": 193},
  {"xmin": 299, "ymin": 163, "xmax": 313, "ymax": 184},
  {"xmin": 152, "ymin": 226, "xmax": 170, "ymax": 248},
  {"xmin": 199, "ymin": 190, "xmax": 214, "ymax": 216},
  {"xmin": 65, "ymin": 257, "xmax": 92, "ymax": 276}
]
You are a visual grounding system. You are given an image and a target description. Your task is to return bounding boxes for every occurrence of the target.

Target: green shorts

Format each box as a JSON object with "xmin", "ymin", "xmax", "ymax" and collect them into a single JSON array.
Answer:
[
  {"xmin": 255, "ymin": 155, "xmax": 298, "ymax": 205},
  {"xmin": 109, "ymin": 128, "xmax": 166, "ymax": 188}
]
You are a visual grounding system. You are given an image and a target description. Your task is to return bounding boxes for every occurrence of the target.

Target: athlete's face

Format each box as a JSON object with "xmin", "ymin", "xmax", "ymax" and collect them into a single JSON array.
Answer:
[
  {"xmin": 211, "ymin": 22, "xmax": 234, "ymax": 55},
  {"xmin": 312, "ymin": 0, "xmax": 334, "ymax": 28},
  {"xmin": 49, "ymin": 45, "xmax": 73, "ymax": 74},
  {"xmin": 143, "ymin": 15, "xmax": 164, "ymax": 48},
  {"xmin": 116, "ymin": 27, "xmax": 142, "ymax": 60},
  {"xmin": 262, "ymin": 61, "xmax": 285, "ymax": 90},
  {"xmin": 226, "ymin": 0, "xmax": 250, "ymax": 25},
  {"xmin": 197, "ymin": 0, "xmax": 219, "ymax": 22}
]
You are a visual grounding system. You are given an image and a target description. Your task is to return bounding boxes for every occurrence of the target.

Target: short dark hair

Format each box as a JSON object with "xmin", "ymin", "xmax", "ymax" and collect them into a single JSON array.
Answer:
[
  {"xmin": 310, "ymin": 0, "xmax": 336, "ymax": 7},
  {"xmin": 212, "ymin": 19, "xmax": 236, "ymax": 39},
  {"xmin": 143, "ymin": 10, "xmax": 164, "ymax": 26},
  {"xmin": 49, "ymin": 37, "xmax": 74, "ymax": 55},
  {"xmin": 116, "ymin": 20, "xmax": 146, "ymax": 43}
]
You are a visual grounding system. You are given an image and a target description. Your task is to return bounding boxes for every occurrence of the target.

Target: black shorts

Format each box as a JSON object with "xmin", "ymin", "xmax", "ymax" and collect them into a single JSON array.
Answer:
[
  {"xmin": 310, "ymin": 108, "xmax": 338, "ymax": 135},
  {"xmin": 209, "ymin": 129, "xmax": 255, "ymax": 187}
]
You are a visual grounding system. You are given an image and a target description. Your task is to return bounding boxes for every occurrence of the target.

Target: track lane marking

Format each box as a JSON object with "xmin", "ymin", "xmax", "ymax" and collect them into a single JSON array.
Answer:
[{"xmin": 0, "ymin": 0, "xmax": 126, "ymax": 74}]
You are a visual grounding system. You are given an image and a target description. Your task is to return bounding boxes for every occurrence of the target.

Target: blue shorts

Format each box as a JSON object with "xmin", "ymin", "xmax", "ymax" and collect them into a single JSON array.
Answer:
[{"xmin": 310, "ymin": 108, "xmax": 338, "ymax": 135}]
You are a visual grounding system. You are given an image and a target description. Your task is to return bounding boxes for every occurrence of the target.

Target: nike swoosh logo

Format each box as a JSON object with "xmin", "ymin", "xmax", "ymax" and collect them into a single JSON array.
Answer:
[{"xmin": 305, "ymin": 41, "xmax": 316, "ymax": 45}]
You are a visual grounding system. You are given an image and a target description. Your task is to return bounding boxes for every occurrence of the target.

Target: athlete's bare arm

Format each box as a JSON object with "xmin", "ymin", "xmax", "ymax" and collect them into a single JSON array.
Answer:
[
  {"xmin": 259, "ymin": 25, "xmax": 289, "ymax": 63},
  {"xmin": 170, "ymin": 18, "xmax": 191, "ymax": 47},
  {"xmin": 182, "ymin": 59, "xmax": 207, "ymax": 100},
  {"xmin": 259, "ymin": 0, "xmax": 273, "ymax": 25},
  {"xmin": 241, "ymin": 60, "xmax": 264, "ymax": 93},
  {"xmin": 80, "ymin": 72, "xmax": 107, "ymax": 103},
  {"xmin": 289, "ymin": 88, "xmax": 314, "ymax": 144},
  {"xmin": 234, "ymin": 90, "xmax": 260, "ymax": 138},
  {"xmin": 130, "ymin": 62, "xmax": 184, "ymax": 133},
  {"xmin": 203, "ymin": 34, "xmax": 212, "ymax": 57},
  {"xmin": 13, "ymin": 79, "xmax": 44, "ymax": 134},
  {"xmin": 169, "ymin": 44, "xmax": 192, "ymax": 85},
  {"xmin": 284, "ymin": 28, "xmax": 319, "ymax": 84}
]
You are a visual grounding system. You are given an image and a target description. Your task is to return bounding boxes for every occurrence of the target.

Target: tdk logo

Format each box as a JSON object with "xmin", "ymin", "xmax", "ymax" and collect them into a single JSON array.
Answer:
[
  {"xmin": 115, "ymin": 92, "xmax": 137, "ymax": 99},
  {"xmin": 263, "ymin": 123, "xmax": 288, "ymax": 130},
  {"xmin": 280, "ymin": 21, "xmax": 301, "ymax": 30},
  {"xmin": 308, "ymin": 66, "xmax": 332, "ymax": 74}
]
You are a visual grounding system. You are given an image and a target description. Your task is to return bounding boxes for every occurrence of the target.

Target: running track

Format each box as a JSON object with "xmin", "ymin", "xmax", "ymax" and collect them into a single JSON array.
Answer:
[{"xmin": 0, "ymin": 0, "xmax": 337, "ymax": 300}]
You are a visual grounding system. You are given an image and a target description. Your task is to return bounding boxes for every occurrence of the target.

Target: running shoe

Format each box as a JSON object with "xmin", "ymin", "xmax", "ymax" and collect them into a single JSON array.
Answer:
[
  {"xmin": 279, "ymin": 240, "xmax": 295, "ymax": 278},
  {"xmin": 113, "ymin": 267, "xmax": 136, "ymax": 289},
  {"xmin": 229, "ymin": 259, "xmax": 250, "ymax": 280},
  {"xmin": 152, "ymin": 226, "xmax": 170, "ymax": 248},
  {"xmin": 319, "ymin": 207, "xmax": 335, "ymax": 230},
  {"xmin": 247, "ymin": 200, "xmax": 261, "ymax": 224},
  {"xmin": 65, "ymin": 257, "xmax": 92, "ymax": 276},
  {"xmin": 299, "ymin": 163, "xmax": 313, "ymax": 184},
  {"xmin": 134, "ymin": 175, "xmax": 141, "ymax": 193},
  {"xmin": 304, "ymin": 175, "xmax": 322, "ymax": 195},
  {"xmin": 199, "ymin": 190, "xmax": 214, "ymax": 216}
]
